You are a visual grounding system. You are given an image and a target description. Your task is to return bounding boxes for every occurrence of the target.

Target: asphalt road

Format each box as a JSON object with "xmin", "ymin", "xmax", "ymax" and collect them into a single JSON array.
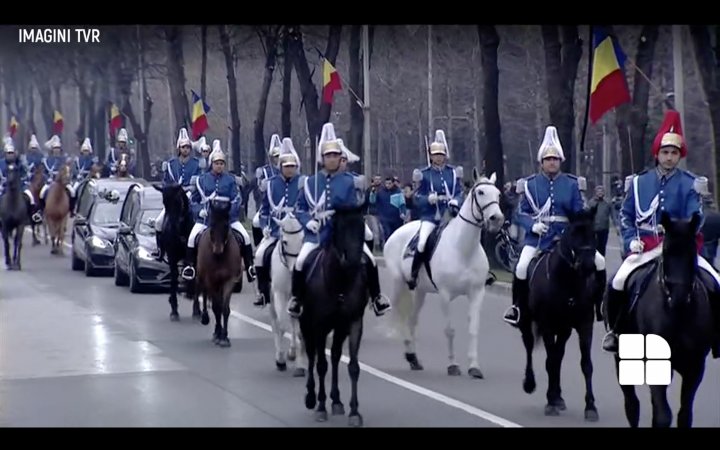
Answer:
[{"xmin": 1, "ymin": 229, "xmax": 719, "ymax": 428}]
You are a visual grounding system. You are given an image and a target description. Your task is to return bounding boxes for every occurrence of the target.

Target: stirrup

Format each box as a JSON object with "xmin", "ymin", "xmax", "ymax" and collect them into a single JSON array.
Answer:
[
  {"xmin": 181, "ymin": 266, "xmax": 196, "ymax": 281},
  {"xmin": 372, "ymin": 294, "xmax": 392, "ymax": 316},
  {"xmin": 31, "ymin": 212, "xmax": 42, "ymax": 224},
  {"xmin": 253, "ymin": 293, "xmax": 267, "ymax": 308},
  {"xmin": 502, "ymin": 306, "xmax": 520, "ymax": 326},
  {"xmin": 602, "ymin": 331, "xmax": 618, "ymax": 353},
  {"xmin": 287, "ymin": 297, "xmax": 302, "ymax": 318}
]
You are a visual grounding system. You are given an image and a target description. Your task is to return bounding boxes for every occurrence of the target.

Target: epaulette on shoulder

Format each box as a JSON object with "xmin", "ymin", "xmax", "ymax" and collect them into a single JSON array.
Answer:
[{"xmin": 412, "ymin": 168, "xmax": 423, "ymax": 183}]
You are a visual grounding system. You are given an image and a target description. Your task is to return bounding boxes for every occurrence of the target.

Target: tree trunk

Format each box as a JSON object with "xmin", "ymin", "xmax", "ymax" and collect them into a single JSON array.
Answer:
[
  {"xmin": 690, "ymin": 25, "xmax": 720, "ymax": 202},
  {"xmin": 201, "ymin": 25, "xmax": 208, "ymax": 100},
  {"xmin": 164, "ymin": 26, "xmax": 191, "ymax": 132},
  {"xmin": 541, "ymin": 25, "xmax": 582, "ymax": 173},
  {"xmin": 281, "ymin": 28, "xmax": 293, "ymax": 138},
  {"xmin": 318, "ymin": 25, "xmax": 343, "ymax": 125},
  {"xmin": 53, "ymin": 82, "xmax": 62, "ymax": 119},
  {"xmin": 289, "ymin": 26, "xmax": 321, "ymax": 155},
  {"xmin": 36, "ymin": 80, "xmax": 54, "ymax": 137},
  {"xmin": 26, "ymin": 82, "xmax": 35, "ymax": 140},
  {"xmin": 348, "ymin": 25, "xmax": 363, "ymax": 163},
  {"xmin": 94, "ymin": 76, "xmax": 109, "ymax": 162},
  {"xmin": 254, "ymin": 28, "xmax": 280, "ymax": 167},
  {"xmin": 218, "ymin": 25, "xmax": 241, "ymax": 172},
  {"xmin": 478, "ymin": 25, "xmax": 504, "ymax": 187}
]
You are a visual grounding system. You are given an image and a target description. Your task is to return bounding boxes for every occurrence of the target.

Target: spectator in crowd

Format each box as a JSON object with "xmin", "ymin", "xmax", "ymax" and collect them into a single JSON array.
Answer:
[
  {"xmin": 366, "ymin": 175, "xmax": 383, "ymax": 216},
  {"xmin": 587, "ymin": 185, "xmax": 612, "ymax": 256},
  {"xmin": 403, "ymin": 182, "xmax": 418, "ymax": 221},
  {"xmin": 376, "ymin": 176, "xmax": 406, "ymax": 239},
  {"xmin": 701, "ymin": 196, "xmax": 720, "ymax": 267}
]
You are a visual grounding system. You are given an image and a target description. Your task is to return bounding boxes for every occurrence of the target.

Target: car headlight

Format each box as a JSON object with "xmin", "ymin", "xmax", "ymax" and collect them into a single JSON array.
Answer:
[
  {"xmin": 90, "ymin": 236, "xmax": 109, "ymax": 248},
  {"xmin": 137, "ymin": 247, "xmax": 154, "ymax": 261}
]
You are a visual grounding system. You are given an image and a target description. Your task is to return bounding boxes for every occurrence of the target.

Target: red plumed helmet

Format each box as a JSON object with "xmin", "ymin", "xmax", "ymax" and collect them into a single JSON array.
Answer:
[{"xmin": 651, "ymin": 110, "xmax": 687, "ymax": 158}]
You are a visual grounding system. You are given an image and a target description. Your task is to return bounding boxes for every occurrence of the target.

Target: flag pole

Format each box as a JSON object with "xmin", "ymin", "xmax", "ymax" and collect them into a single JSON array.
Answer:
[
  {"xmin": 362, "ymin": 25, "xmax": 372, "ymax": 177},
  {"xmin": 579, "ymin": 25, "xmax": 594, "ymax": 162}
]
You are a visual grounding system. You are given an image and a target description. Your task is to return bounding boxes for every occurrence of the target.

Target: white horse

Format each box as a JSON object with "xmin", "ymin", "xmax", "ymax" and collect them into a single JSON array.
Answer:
[
  {"xmin": 268, "ymin": 213, "xmax": 307, "ymax": 377},
  {"xmin": 383, "ymin": 169, "xmax": 505, "ymax": 378}
]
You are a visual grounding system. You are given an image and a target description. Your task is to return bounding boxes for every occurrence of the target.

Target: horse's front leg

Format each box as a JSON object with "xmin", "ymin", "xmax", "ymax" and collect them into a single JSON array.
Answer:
[
  {"xmin": 403, "ymin": 290, "xmax": 426, "ymax": 371},
  {"xmin": 520, "ymin": 320, "xmax": 536, "ymax": 394},
  {"xmin": 3, "ymin": 231, "xmax": 11, "ymax": 269},
  {"xmin": 269, "ymin": 287, "xmax": 287, "ymax": 371},
  {"xmin": 543, "ymin": 330, "xmax": 570, "ymax": 416},
  {"xmin": 649, "ymin": 385, "xmax": 673, "ymax": 427},
  {"xmin": 347, "ymin": 318, "xmax": 364, "ymax": 427},
  {"xmin": 303, "ymin": 326, "xmax": 317, "ymax": 411},
  {"xmin": 220, "ymin": 296, "xmax": 231, "ymax": 348},
  {"xmin": 614, "ymin": 355, "xmax": 640, "ymax": 427},
  {"xmin": 329, "ymin": 327, "xmax": 348, "ymax": 416},
  {"xmin": 439, "ymin": 290, "xmax": 460, "ymax": 376},
  {"xmin": 211, "ymin": 296, "xmax": 223, "ymax": 345},
  {"xmin": 466, "ymin": 285, "xmax": 486, "ymax": 379},
  {"xmin": 292, "ymin": 318, "xmax": 308, "ymax": 378},
  {"xmin": 13, "ymin": 226, "xmax": 23, "ymax": 270},
  {"xmin": 168, "ymin": 263, "xmax": 180, "ymax": 321},
  {"xmin": 314, "ymin": 331, "xmax": 329, "ymax": 422},
  {"xmin": 677, "ymin": 358, "xmax": 705, "ymax": 428},
  {"xmin": 577, "ymin": 321, "xmax": 598, "ymax": 421}
]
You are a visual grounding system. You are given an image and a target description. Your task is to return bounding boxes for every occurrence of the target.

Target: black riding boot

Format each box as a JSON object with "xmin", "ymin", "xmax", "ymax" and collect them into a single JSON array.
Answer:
[
  {"xmin": 707, "ymin": 288, "xmax": 720, "ymax": 359},
  {"xmin": 252, "ymin": 226, "xmax": 263, "ymax": 247},
  {"xmin": 181, "ymin": 247, "xmax": 197, "ymax": 280},
  {"xmin": 366, "ymin": 262, "xmax": 392, "ymax": 316},
  {"xmin": 408, "ymin": 250, "xmax": 424, "ymax": 290},
  {"xmin": 503, "ymin": 277, "xmax": 528, "ymax": 327},
  {"xmin": 593, "ymin": 269, "xmax": 607, "ymax": 322},
  {"xmin": 602, "ymin": 287, "xmax": 628, "ymax": 353},
  {"xmin": 154, "ymin": 231, "xmax": 165, "ymax": 261},
  {"xmin": 241, "ymin": 244, "xmax": 256, "ymax": 283},
  {"xmin": 66, "ymin": 189, "xmax": 76, "ymax": 217},
  {"xmin": 38, "ymin": 197, "xmax": 46, "ymax": 217},
  {"xmin": 287, "ymin": 268, "xmax": 305, "ymax": 318},
  {"xmin": 254, "ymin": 265, "xmax": 271, "ymax": 308}
]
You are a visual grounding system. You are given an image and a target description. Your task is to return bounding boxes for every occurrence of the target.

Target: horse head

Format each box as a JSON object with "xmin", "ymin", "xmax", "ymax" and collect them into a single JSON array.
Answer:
[
  {"xmin": 55, "ymin": 163, "xmax": 71, "ymax": 185},
  {"xmin": 659, "ymin": 211, "xmax": 701, "ymax": 306},
  {"xmin": 558, "ymin": 205, "xmax": 598, "ymax": 277},
  {"xmin": 461, "ymin": 168, "xmax": 505, "ymax": 233},
  {"xmin": 273, "ymin": 212, "xmax": 304, "ymax": 260},
  {"xmin": 330, "ymin": 206, "xmax": 366, "ymax": 268},
  {"xmin": 208, "ymin": 197, "xmax": 232, "ymax": 256},
  {"xmin": 5, "ymin": 163, "xmax": 21, "ymax": 192},
  {"xmin": 154, "ymin": 183, "xmax": 189, "ymax": 225}
]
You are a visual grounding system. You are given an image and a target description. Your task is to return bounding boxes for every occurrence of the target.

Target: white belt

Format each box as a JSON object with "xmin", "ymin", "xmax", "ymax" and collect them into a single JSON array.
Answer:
[
  {"xmin": 638, "ymin": 223, "xmax": 663, "ymax": 233},
  {"xmin": 540, "ymin": 215, "xmax": 568, "ymax": 223}
]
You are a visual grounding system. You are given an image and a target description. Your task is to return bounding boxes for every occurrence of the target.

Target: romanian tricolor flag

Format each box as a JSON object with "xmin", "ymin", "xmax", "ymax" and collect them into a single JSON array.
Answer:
[
  {"xmin": 191, "ymin": 90, "xmax": 210, "ymax": 139},
  {"xmin": 53, "ymin": 110, "xmax": 64, "ymax": 134},
  {"xmin": 8, "ymin": 115, "xmax": 18, "ymax": 138},
  {"xmin": 322, "ymin": 58, "xmax": 342, "ymax": 104},
  {"xmin": 110, "ymin": 103, "xmax": 123, "ymax": 137},
  {"xmin": 589, "ymin": 28, "xmax": 632, "ymax": 124}
]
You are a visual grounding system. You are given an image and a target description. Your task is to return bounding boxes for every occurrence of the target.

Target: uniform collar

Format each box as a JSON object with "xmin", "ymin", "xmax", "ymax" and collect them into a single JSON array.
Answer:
[
  {"xmin": 430, "ymin": 163, "xmax": 446, "ymax": 171},
  {"xmin": 655, "ymin": 166, "xmax": 677, "ymax": 181},
  {"xmin": 540, "ymin": 170, "xmax": 561, "ymax": 181}
]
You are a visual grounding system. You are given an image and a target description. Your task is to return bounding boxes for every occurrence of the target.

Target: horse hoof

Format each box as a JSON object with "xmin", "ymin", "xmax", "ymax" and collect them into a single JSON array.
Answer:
[
  {"xmin": 332, "ymin": 403, "xmax": 345, "ymax": 416},
  {"xmin": 348, "ymin": 414, "xmax": 364, "ymax": 428},
  {"xmin": 447, "ymin": 364, "xmax": 461, "ymax": 376},
  {"xmin": 276, "ymin": 361, "xmax": 287, "ymax": 371},
  {"xmin": 405, "ymin": 353, "xmax": 423, "ymax": 371},
  {"xmin": 212, "ymin": 335, "xmax": 220, "ymax": 345},
  {"xmin": 192, "ymin": 312, "xmax": 201, "ymax": 321},
  {"xmin": 314, "ymin": 409, "xmax": 328, "ymax": 422},
  {"xmin": 523, "ymin": 376, "xmax": 536, "ymax": 394},
  {"xmin": 553, "ymin": 397, "xmax": 566, "ymax": 411},
  {"xmin": 169, "ymin": 312, "xmax": 179, "ymax": 322},
  {"xmin": 218, "ymin": 338, "xmax": 231, "ymax": 348},
  {"xmin": 468, "ymin": 367, "xmax": 484, "ymax": 379},
  {"xmin": 585, "ymin": 409, "xmax": 599, "ymax": 422},
  {"xmin": 293, "ymin": 368, "xmax": 306, "ymax": 378},
  {"xmin": 287, "ymin": 348, "xmax": 297, "ymax": 362},
  {"xmin": 544, "ymin": 404, "xmax": 560, "ymax": 416},
  {"xmin": 201, "ymin": 313, "xmax": 210, "ymax": 326},
  {"xmin": 305, "ymin": 392, "xmax": 316, "ymax": 410}
]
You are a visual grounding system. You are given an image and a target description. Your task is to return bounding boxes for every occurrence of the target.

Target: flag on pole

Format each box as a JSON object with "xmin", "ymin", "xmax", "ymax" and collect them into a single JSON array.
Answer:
[
  {"xmin": 322, "ymin": 58, "xmax": 342, "ymax": 104},
  {"xmin": 589, "ymin": 27, "xmax": 632, "ymax": 124},
  {"xmin": 191, "ymin": 90, "xmax": 210, "ymax": 139},
  {"xmin": 110, "ymin": 103, "xmax": 123, "ymax": 137},
  {"xmin": 52, "ymin": 110, "xmax": 64, "ymax": 134},
  {"xmin": 8, "ymin": 115, "xmax": 18, "ymax": 138}
]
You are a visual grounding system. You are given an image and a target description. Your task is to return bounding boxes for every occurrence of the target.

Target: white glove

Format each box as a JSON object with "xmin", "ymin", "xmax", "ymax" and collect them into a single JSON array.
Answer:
[
  {"xmin": 448, "ymin": 199, "xmax": 459, "ymax": 208},
  {"xmin": 428, "ymin": 193, "xmax": 438, "ymax": 205},
  {"xmin": 532, "ymin": 222, "xmax": 549, "ymax": 235},
  {"xmin": 630, "ymin": 239, "xmax": 644, "ymax": 254},
  {"xmin": 199, "ymin": 209, "xmax": 207, "ymax": 219},
  {"xmin": 263, "ymin": 227, "xmax": 271, "ymax": 238},
  {"xmin": 306, "ymin": 219, "xmax": 320, "ymax": 234}
]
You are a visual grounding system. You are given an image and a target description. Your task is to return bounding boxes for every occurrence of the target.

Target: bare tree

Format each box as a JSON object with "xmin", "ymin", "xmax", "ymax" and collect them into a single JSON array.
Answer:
[
  {"xmin": 164, "ymin": 26, "xmax": 191, "ymax": 132},
  {"xmin": 218, "ymin": 25, "xmax": 242, "ymax": 172},
  {"xmin": 281, "ymin": 26, "xmax": 293, "ymax": 138},
  {"xmin": 201, "ymin": 25, "xmax": 208, "ymax": 100},
  {"xmin": 253, "ymin": 25, "xmax": 282, "ymax": 167},
  {"xmin": 478, "ymin": 25, "xmax": 504, "ymax": 187}
]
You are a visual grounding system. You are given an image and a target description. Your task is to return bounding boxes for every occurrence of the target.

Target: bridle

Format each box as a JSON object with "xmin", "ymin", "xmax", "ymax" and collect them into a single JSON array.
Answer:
[
  {"xmin": 279, "ymin": 223, "xmax": 303, "ymax": 268},
  {"xmin": 457, "ymin": 181, "xmax": 500, "ymax": 230}
]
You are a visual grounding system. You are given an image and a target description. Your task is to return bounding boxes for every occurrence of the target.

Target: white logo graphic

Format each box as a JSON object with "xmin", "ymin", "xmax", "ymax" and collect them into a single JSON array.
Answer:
[{"xmin": 618, "ymin": 334, "xmax": 672, "ymax": 386}]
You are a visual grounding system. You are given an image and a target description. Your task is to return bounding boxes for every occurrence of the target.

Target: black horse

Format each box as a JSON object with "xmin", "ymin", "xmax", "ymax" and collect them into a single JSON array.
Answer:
[
  {"xmin": 299, "ymin": 206, "xmax": 369, "ymax": 427},
  {"xmin": 153, "ymin": 183, "xmax": 198, "ymax": 321},
  {"xmin": 1, "ymin": 163, "xmax": 29, "ymax": 270},
  {"xmin": 519, "ymin": 206, "xmax": 603, "ymax": 421},
  {"xmin": 608, "ymin": 212, "xmax": 716, "ymax": 428}
]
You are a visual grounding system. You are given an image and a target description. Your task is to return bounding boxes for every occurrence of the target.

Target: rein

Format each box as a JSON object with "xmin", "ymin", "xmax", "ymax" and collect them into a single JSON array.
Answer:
[{"xmin": 457, "ymin": 181, "xmax": 499, "ymax": 229}]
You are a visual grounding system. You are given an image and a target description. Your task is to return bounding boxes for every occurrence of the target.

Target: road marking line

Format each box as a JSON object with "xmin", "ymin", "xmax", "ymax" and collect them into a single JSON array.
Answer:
[{"xmin": 55, "ymin": 239, "xmax": 521, "ymax": 427}]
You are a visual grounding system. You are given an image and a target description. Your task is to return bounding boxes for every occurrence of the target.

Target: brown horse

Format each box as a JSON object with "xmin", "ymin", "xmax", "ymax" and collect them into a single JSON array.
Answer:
[
  {"xmin": 29, "ymin": 164, "xmax": 48, "ymax": 246},
  {"xmin": 195, "ymin": 197, "xmax": 243, "ymax": 347},
  {"xmin": 45, "ymin": 163, "xmax": 71, "ymax": 255}
]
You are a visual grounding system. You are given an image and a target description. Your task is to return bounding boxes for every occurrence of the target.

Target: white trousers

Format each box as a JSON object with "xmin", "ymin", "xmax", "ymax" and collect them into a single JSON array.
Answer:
[
  {"xmin": 40, "ymin": 183, "xmax": 75, "ymax": 200},
  {"xmin": 364, "ymin": 223, "xmax": 373, "ymax": 241},
  {"xmin": 417, "ymin": 221, "xmax": 436, "ymax": 253},
  {"xmin": 188, "ymin": 221, "xmax": 250, "ymax": 248},
  {"xmin": 254, "ymin": 236, "xmax": 278, "ymax": 267},
  {"xmin": 611, "ymin": 245, "xmax": 720, "ymax": 290},
  {"xmin": 252, "ymin": 211, "xmax": 261, "ymax": 228},
  {"xmin": 295, "ymin": 242, "xmax": 319, "ymax": 270},
  {"xmin": 515, "ymin": 245, "xmax": 606, "ymax": 280},
  {"xmin": 23, "ymin": 189, "xmax": 35, "ymax": 205}
]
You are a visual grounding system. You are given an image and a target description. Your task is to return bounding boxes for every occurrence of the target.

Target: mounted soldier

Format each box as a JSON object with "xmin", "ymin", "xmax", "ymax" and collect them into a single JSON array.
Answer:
[
  {"xmin": 407, "ymin": 129, "xmax": 464, "ymax": 290},
  {"xmin": 38, "ymin": 135, "xmax": 76, "ymax": 218},
  {"xmin": 181, "ymin": 139, "xmax": 256, "ymax": 284},
  {"xmin": 104, "ymin": 128, "xmax": 136, "ymax": 178},
  {"xmin": 72, "ymin": 138, "xmax": 98, "ymax": 187},
  {"xmin": 0, "ymin": 137, "xmax": 40, "ymax": 224},
  {"xmin": 253, "ymin": 137, "xmax": 304, "ymax": 308},
  {"xmin": 24, "ymin": 134, "xmax": 45, "ymax": 177},
  {"xmin": 193, "ymin": 136, "xmax": 211, "ymax": 172},
  {"xmin": 602, "ymin": 110, "xmax": 720, "ymax": 357},
  {"xmin": 252, "ymin": 134, "xmax": 282, "ymax": 246},
  {"xmin": 153, "ymin": 128, "xmax": 202, "ymax": 257},
  {"xmin": 503, "ymin": 125, "xmax": 606, "ymax": 326}
]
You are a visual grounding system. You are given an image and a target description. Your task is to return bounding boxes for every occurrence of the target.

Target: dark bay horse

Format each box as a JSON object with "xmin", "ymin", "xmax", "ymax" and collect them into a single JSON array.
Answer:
[
  {"xmin": 153, "ymin": 183, "xmax": 197, "ymax": 321},
  {"xmin": 1, "ymin": 163, "xmax": 29, "ymax": 270},
  {"xmin": 29, "ymin": 164, "xmax": 47, "ymax": 246},
  {"xmin": 195, "ymin": 197, "xmax": 243, "ymax": 347},
  {"xmin": 299, "ymin": 206, "xmax": 369, "ymax": 427},
  {"xmin": 609, "ymin": 212, "xmax": 715, "ymax": 428},
  {"xmin": 519, "ymin": 206, "xmax": 602, "ymax": 421}
]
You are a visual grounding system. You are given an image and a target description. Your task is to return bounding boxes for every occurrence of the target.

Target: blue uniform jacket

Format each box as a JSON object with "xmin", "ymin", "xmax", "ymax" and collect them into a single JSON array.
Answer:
[
  {"xmin": 257, "ymin": 164, "xmax": 280, "ymax": 184},
  {"xmin": 74, "ymin": 155, "xmax": 97, "ymax": 181},
  {"xmin": 413, "ymin": 165, "xmax": 463, "ymax": 223},
  {"xmin": 620, "ymin": 167, "xmax": 702, "ymax": 255},
  {"xmin": 296, "ymin": 170, "xmax": 361, "ymax": 245},
  {"xmin": 0, "ymin": 158, "xmax": 29, "ymax": 191},
  {"xmin": 517, "ymin": 172, "xmax": 585, "ymax": 251},
  {"xmin": 164, "ymin": 156, "xmax": 201, "ymax": 187},
  {"xmin": 260, "ymin": 174, "xmax": 304, "ymax": 238},
  {"xmin": 44, "ymin": 155, "xmax": 66, "ymax": 181},
  {"xmin": 25, "ymin": 150, "xmax": 45, "ymax": 175},
  {"xmin": 191, "ymin": 171, "xmax": 241, "ymax": 225}
]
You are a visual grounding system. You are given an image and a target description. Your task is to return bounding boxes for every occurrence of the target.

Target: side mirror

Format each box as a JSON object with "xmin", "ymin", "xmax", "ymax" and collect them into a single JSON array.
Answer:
[
  {"xmin": 118, "ymin": 224, "xmax": 132, "ymax": 235},
  {"xmin": 74, "ymin": 216, "xmax": 87, "ymax": 226},
  {"xmin": 147, "ymin": 218, "xmax": 156, "ymax": 228}
]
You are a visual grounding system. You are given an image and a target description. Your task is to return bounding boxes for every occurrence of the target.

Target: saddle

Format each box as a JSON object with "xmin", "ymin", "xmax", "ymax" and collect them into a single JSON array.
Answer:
[
  {"xmin": 403, "ymin": 221, "xmax": 449, "ymax": 261},
  {"xmin": 301, "ymin": 244, "xmax": 371, "ymax": 285},
  {"xmin": 263, "ymin": 240, "xmax": 278, "ymax": 269},
  {"xmin": 527, "ymin": 250, "xmax": 552, "ymax": 287},
  {"xmin": 194, "ymin": 227, "xmax": 244, "ymax": 248}
]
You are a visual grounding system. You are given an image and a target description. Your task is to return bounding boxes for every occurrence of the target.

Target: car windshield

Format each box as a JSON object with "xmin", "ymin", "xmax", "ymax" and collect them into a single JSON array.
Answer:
[
  {"xmin": 136, "ymin": 209, "xmax": 161, "ymax": 236},
  {"xmin": 90, "ymin": 202, "xmax": 122, "ymax": 227}
]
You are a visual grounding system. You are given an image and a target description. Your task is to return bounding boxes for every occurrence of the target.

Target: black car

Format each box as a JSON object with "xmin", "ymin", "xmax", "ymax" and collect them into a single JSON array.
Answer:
[
  {"xmin": 71, "ymin": 177, "xmax": 149, "ymax": 275},
  {"xmin": 113, "ymin": 183, "xmax": 171, "ymax": 292}
]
